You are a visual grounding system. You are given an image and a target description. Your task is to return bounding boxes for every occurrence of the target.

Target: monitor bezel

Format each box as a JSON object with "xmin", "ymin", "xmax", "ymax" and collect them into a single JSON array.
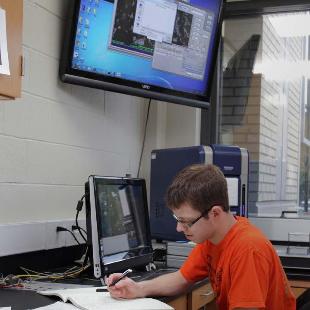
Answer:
[
  {"xmin": 87, "ymin": 175, "xmax": 153, "ymax": 278},
  {"xmin": 60, "ymin": 0, "xmax": 224, "ymax": 109}
]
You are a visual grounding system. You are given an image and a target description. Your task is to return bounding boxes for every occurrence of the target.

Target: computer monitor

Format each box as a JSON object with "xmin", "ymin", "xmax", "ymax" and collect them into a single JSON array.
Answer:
[
  {"xmin": 85, "ymin": 176, "xmax": 153, "ymax": 278},
  {"xmin": 60, "ymin": 0, "xmax": 224, "ymax": 108}
]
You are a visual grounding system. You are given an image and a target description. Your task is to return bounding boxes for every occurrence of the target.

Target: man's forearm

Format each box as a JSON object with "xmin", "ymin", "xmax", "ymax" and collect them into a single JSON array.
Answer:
[{"xmin": 138, "ymin": 270, "xmax": 192, "ymax": 297}]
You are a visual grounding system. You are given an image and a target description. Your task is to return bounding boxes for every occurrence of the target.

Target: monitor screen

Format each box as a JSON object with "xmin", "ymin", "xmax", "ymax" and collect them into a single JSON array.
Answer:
[
  {"xmin": 60, "ymin": 0, "xmax": 224, "ymax": 108},
  {"xmin": 85, "ymin": 176, "xmax": 153, "ymax": 277}
]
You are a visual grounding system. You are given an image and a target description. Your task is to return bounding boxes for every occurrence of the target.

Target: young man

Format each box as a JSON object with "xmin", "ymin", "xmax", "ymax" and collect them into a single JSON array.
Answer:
[{"xmin": 106, "ymin": 164, "xmax": 296, "ymax": 310}]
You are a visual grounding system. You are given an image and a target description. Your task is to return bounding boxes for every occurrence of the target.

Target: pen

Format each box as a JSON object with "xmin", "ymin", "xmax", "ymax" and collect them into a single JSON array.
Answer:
[
  {"xmin": 96, "ymin": 288, "xmax": 108, "ymax": 292},
  {"xmin": 108, "ymin": 268, "xmax": 133, "ymax": 287}
]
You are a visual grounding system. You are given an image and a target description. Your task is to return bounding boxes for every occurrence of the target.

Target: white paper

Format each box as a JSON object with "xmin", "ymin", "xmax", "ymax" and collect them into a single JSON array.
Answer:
[
  {"xmin": 31, "ymin": 301, "xmax": 78, "ymax": 310},
  {"xmin": 226, "ymin": 177, "xmax": 239, "ymax": 206},
  {"xmin": 22, "ymin": 280, "xmax": 94, "ymax": 291},
  {"xmin": 0, "ymin": 308, "xmax": 12, "ymax": 310},
  {"xmin": 0, "ymin": 7, "xmax": 10, "ymax": 75},
  {"xmin": 67, "ymin": 294, "xmax": 173, "ymax": 310},
  {"xmin": 39, "ymin": 287, "xmax": 174, "ymax": 310}
]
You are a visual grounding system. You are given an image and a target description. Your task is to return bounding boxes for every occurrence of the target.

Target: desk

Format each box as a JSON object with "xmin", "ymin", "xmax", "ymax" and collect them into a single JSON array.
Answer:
[
  {"xmin": 290, "ymin": 280, "xmax": 310, "ymax": 298},
  {"xmin": 0, "ymin": 280, "xmax": 216, "ymax": 310},
  {"xmin": 164, "ymin": 280, "xmax": 216, "ymax": 310},
  {"xmin": 0, "ymin": 289, "xmax": 52, "ymax": 310}
]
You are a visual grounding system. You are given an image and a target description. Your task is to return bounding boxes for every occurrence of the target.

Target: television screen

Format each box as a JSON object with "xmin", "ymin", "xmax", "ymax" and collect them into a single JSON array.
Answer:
[
  {"xmin": 60, "ymin": 0, "xmax": 224, "ymax": 108},
  {"xmin": 85, "ymin": 176, "xmax": 153, "ymax": 277}
]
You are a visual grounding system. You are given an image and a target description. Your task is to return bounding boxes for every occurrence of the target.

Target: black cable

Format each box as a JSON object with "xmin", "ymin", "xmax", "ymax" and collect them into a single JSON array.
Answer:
[
  {"xmin": 75, "ymin": 211, "xmax": 87, "ymax": 242},
  {"xmin": 137, "ymin": 98, "xmax": 151, "ymax": 177},
  {"xmin": 72, "ymin": 225, "xmax": 87, "ymax": 235},
  {"xmin": 75, "ymin": 195, "xmax": 87, "ymax": 242},
  {"xmin": 76, "ymin": 194, "xmax": 85, "ymax": 212},
  {"xmin": 56, "ymin": 226, "xmax": 81, "ymax": 245},
  {"xmin": 83, "ymin": 246, "xmax": 90, "ymax": 267}
]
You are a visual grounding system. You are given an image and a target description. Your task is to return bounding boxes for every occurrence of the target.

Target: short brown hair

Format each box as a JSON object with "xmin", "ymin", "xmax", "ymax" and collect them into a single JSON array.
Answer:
[{"xmin": 166, "ymin": 164, "xmax": 229, "ymax": 214}]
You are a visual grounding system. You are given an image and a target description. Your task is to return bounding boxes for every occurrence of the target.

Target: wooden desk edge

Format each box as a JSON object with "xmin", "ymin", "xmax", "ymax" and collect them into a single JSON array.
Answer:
[
  {"xmin": 289, "ymin": 280, "xmax": 310, "ymax": 289},
  {"xmin": 158, "ymin": 278, "xmax": 211, "ymax": 303}
]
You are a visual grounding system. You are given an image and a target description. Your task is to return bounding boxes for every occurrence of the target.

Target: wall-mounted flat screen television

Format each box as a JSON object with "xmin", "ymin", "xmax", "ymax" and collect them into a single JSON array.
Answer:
[{"xmin": 60, "ymin": 0, "xmax": 224, "ymax": 109}]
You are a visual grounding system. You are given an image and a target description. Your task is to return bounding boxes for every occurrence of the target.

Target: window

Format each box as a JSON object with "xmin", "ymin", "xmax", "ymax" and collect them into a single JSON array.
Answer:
[{"xmin": 216, "ymin": 4, "xmax": 310, "ymax": 218}]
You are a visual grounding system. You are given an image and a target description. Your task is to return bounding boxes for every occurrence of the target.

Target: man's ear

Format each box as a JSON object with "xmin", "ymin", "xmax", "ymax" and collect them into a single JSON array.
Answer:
[{"xmin": 210, "ymin": 205, "xmax": 222, "ymax": 217}]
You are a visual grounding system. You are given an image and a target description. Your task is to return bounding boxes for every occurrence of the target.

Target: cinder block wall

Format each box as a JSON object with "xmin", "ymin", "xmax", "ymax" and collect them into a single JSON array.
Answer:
[
  {"xmin": 0, "ymin": 0, "xmax": 201, "ymax": 255},
  {"xmin": 0, "ymin": 0, "xmax": 148, "ymax": 224}
]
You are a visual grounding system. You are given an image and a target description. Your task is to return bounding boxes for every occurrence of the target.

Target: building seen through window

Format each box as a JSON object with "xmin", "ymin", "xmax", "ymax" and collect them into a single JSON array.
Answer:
[{"xmin": 219, "ymin": 11, "xmax": 310, "ymax": 218}]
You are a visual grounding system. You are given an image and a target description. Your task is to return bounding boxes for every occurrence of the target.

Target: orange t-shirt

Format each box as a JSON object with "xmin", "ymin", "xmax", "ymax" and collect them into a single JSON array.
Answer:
[{"xmin": 180, "ymin": 217, "xmax": 296, "ymax": 310}]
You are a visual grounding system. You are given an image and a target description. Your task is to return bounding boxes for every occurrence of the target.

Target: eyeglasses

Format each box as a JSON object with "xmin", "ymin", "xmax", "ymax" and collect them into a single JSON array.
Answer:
[{"xmin": 172, "ymin": 212, "xmax": 206, "ymax": 228}]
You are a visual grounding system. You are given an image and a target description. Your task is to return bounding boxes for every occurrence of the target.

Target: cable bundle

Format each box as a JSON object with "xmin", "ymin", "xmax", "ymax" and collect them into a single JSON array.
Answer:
[{"xmin": 0, "ymin": 264, "xmax": 90, "ymax": 289}]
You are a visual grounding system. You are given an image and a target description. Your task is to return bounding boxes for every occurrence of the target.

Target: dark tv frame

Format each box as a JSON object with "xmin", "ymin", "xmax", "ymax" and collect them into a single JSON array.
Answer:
[
  {"xmin": 60, "ymin": 0, "xmax": 225, "ymax": 109},
  {"xmin": 85, "ymin": 176, "xmax": 153, "ymax": 278}
]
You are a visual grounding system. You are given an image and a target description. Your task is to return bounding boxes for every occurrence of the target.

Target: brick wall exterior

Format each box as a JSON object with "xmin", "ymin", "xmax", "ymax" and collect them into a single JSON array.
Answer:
[{"xmin": 221, "ymin": 15, "xmax": 303, "ymax": 215}]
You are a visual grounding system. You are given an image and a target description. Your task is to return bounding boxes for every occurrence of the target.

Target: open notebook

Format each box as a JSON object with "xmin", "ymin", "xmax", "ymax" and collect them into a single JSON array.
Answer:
[{"xmin": 38, "ymin": 287, "xmax": 174, "ymax": 310}]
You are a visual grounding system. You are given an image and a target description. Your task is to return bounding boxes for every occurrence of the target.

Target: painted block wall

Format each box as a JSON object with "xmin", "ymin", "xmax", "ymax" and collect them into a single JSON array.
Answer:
[
  {"xmin": 0, "ymin": 0, "xmax": 151, "ymax": 224},
  {"xmin": 0, "ymin": 0, "xmax": 201, "ymax": 255}
]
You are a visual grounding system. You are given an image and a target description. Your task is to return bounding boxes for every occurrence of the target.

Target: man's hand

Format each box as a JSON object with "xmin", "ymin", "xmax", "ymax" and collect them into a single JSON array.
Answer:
[
  {"xmin": 106, "ymin": 270, "xmax": 190, "ymax": 299},
  {"xmin": 106, "ymin": 273, "xmax": 143, "ymax": 299}
]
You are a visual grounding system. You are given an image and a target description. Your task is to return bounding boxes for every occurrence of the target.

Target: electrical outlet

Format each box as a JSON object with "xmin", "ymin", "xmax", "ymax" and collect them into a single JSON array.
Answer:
[
  {"xmin": 45, "ymin": 221, "xmax": 67, "ymax": 249},
  {"xmin": 66, "ymin": 219, "xmax": 87, "ymax": 246}
]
